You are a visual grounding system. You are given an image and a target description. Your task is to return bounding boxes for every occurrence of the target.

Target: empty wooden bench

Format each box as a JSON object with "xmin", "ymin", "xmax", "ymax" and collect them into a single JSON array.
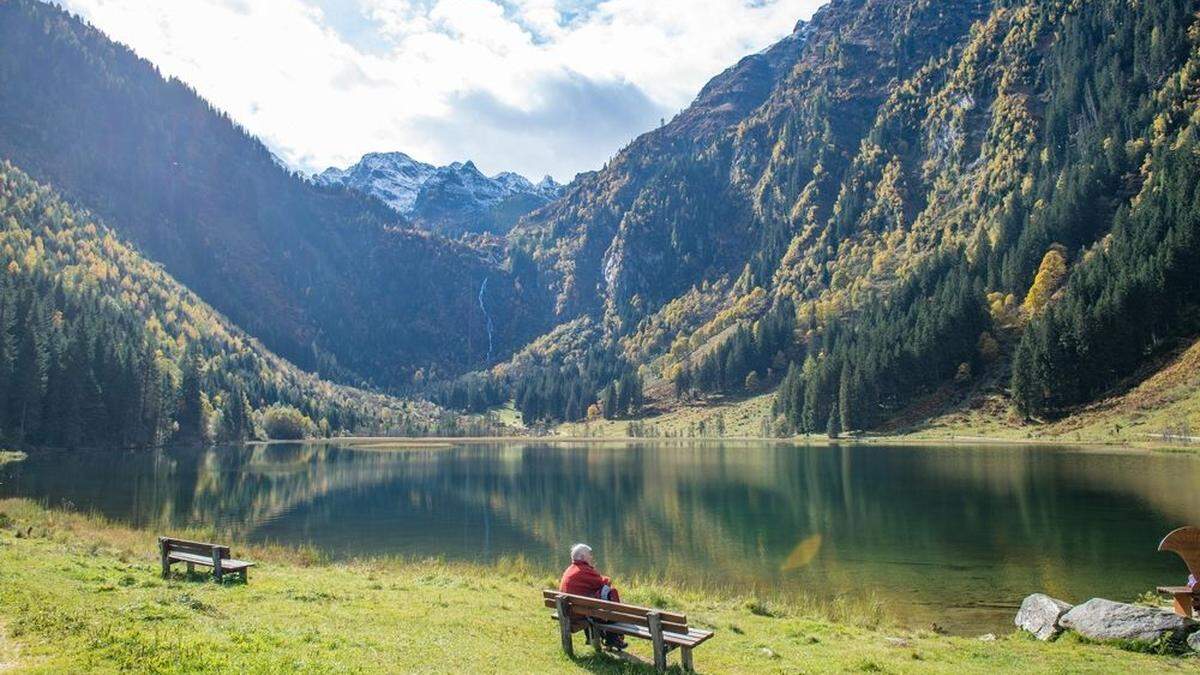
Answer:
[
  {"xmin": 1157, "ymin": 526, "xmax": 1200, "ymax": 617},
  {"xmin": 543, "ymin": 589, "xmax": 713, "ymax": 672},
  {"xmin": 159, "ymin": 536, "xmax": 255, "ymax": 583}
]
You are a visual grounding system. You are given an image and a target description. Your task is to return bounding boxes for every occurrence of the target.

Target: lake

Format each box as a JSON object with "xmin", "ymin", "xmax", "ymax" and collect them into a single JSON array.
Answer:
[{"xmin": 1, "ymin": 440, "xmax": 1196, "ymax": 634}]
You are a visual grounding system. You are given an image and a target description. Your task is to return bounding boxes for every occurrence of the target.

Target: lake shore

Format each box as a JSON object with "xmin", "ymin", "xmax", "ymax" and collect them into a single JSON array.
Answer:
[
  {"xmin": 0, "ymin": 498, "xmax": 1189, "ymax": 673},
  {"xmin": 293, "ymin": 433, "xmax": 1197, "ymax": 455},
  {"xmin": 543, "ymin": 386, "xmax": 1200, "ymax": 454}
]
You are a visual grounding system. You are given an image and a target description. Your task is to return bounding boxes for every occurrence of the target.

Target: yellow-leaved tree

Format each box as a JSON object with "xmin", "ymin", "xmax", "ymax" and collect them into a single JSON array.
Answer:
[{"xmin": 1022, "ymin": 246, "xmax": 1068, "ymax": 315}]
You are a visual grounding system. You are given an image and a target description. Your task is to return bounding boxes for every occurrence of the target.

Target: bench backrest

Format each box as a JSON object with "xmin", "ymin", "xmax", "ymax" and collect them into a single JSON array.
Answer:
[
  {"xmin": 160, "ymin": 536, "xmax": 229, "ymax": 560},
  {"xmin": 542, "ymin": 590, "xmax": 689, "ymax": 633},
  {"xmin": 1160, "ymin": 526, "xmax": 1200, "ymax": 580}
]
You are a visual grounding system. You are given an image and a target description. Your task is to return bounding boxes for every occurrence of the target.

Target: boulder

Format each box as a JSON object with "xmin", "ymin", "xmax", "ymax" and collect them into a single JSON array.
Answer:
[
  {"xmin": 1189, "ymin": 630, "xmax": 1200, "ymax": 653},
  {"xmin": 1059, "ymin": 598, "xmax": 1196, "ymax": 643},
  {"xmin": 1014, "ymin": 593, "xmax": 1073, "ymax": 640}
]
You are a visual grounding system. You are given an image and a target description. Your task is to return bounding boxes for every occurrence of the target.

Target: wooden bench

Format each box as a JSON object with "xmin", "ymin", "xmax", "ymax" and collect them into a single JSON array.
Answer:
[
  {"xmin": 543, "ymin": 590, "xmax": 713, "ymax": 672},
  {"xmin": 1157, "ymin": 526, "xmax": 1199, "ymax": 617},
  {"xmin": 159, "ymin": 536, "xmax": 255, "ymax": 583}
]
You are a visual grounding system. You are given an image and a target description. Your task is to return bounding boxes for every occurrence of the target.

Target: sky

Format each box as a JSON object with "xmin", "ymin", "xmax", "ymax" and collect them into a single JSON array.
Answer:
[{"xmin": 54, "ymin": 0, "xmax": 827, "ymax": 182}]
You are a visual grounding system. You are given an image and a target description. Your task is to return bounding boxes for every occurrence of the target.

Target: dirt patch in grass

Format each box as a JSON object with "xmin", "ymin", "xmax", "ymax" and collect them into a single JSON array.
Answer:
[{"xmin": 0, "ymin": 620, "xmax": 19, "ymax": 671}]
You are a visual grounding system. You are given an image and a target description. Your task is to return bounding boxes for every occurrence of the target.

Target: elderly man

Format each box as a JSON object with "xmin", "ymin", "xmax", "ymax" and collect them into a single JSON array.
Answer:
[{"xmin": 559, "ymin": 543, "xmax": 628, "ymax": 650}]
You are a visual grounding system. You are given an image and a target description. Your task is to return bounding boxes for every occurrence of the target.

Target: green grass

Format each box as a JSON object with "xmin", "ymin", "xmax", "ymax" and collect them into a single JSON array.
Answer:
[
  {"xmin": 0, "ymin": 500, "xmax": 1192, "ymax": 672},
  {"xmin": 557, "ymin": 394, "xmax": 776, "ymax": 439},
  {"xmin": 491, "ymin": 402, "xmax": 528, "ymax": 430}
]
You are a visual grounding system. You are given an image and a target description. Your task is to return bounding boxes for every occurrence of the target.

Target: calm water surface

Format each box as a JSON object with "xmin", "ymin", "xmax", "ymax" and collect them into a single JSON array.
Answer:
[{"xmin": 2, "ymin": 441, "xmax": 1196, "ymax": 634}]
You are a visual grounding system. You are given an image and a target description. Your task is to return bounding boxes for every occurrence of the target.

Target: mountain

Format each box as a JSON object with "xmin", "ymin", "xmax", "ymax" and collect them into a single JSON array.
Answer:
[
  {"xmin": 5, "ymin": 0, "xmax": 1198, "ymax": 438},
  {"xmin": 0, "ymin": 160, "xmax": 490, "ymax": 448},
  {"xmin": 511, "ymin": 0, "xmax": 987, "ymax": 324},
  {"xmin": 316, "ymin": 152, "xmax": 438, "ymax": 214},
  {"xmin": 0, "ymin": 0, "xmax": 549, "ymax": 388},
  {"xmin": 492, "ymin": 0, "xmax": 1200, "ymax": 434},
  {"xmin": 316, "ymin": 152, "xmax": 564, "ymax": 236}
]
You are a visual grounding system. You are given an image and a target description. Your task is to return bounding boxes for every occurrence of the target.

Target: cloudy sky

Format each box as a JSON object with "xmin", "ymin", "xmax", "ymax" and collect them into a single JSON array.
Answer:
[{"xmin": 55, "ymin": 0, "xmax": 826, "ymax": 181}]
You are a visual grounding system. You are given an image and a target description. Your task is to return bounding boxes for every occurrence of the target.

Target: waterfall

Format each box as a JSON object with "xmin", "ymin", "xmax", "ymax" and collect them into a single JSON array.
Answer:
[{"xmin": 477, "ymin": 277, "xmax": 494, "ymax": 364}]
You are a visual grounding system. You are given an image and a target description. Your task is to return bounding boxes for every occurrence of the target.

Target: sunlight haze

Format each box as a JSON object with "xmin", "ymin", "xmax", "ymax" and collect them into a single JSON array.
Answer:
[{"xmin": 54, "ymin": 0, "xmax": 827, "ymax": 180}]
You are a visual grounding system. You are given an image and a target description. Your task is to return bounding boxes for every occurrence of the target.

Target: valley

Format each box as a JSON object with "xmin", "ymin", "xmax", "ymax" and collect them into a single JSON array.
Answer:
[
  {"xmin": 3, "ymin": 0, "xmax": 1200, "ymax": 670},
  {"xmin": 1, "ymin": 0, "xmax": 1199, "ymax": 453}
]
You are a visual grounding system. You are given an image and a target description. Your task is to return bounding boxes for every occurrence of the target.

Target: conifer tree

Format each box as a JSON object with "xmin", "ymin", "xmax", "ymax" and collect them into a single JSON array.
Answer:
[
  {"xmin": 222, "ymin": 384, "xmax": 253, "ymax": 441},
  {"xmin": 602, "ymin": 383, "xmax": 618, "ymax": 420},
  {"xmin": 175, "ymin": 354, "xmax": 206, "ymax": 442},
  {"xmin": 838, "ymin": 365, "xmax": 854, "ymax": 434},
  {"xmin": 826, "ymin": 403, "xmax": 840, "ymax": 439}
]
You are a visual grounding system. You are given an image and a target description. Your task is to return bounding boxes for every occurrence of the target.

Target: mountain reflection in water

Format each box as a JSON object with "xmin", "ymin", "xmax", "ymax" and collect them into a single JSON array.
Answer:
[{"xmin": 2, "ymin": 441, "xmax": 1197, "ymax": 634}]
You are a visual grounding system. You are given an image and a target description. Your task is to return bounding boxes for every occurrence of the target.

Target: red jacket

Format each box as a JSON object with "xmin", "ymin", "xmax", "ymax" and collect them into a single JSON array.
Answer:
[{"xmin": 559, "ymin": 560, "xmax": 610, "ymax": 598}]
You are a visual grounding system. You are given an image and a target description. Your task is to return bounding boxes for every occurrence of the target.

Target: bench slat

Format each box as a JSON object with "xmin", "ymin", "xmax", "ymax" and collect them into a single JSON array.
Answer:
[
  {"xmin": 549, "ymin": 615, "xmax": 713, "ymax": 648},
  {"xmin": 542, "ymin": 590, "xmax": 687, "ymax": 624},
  {"xmin": 543, "ymin": 598, "xmax": 689, "ymax": 632},
  {"xmin": 167, "ymin": 551, "xmax": 255, "ymax": 571},
  {"xmin": 162, "ymin": 538, "xmax": 228, "ymax": 553},
  {"xmin": 601, "ymin": 624, "xmax": 713, "ymax": 648}
]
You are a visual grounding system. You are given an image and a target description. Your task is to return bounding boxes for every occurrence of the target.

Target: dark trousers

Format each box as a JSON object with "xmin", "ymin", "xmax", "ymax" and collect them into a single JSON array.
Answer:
[{"xmin": 590, "ymin": 585, "xmax": 624, "ymax": 647}]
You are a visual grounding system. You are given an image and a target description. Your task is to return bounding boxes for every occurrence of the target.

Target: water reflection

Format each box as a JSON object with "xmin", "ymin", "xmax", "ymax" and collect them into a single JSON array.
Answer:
[{"xmin": 1, "ymin": 441, "xmax": 1197, "ymax": 633}]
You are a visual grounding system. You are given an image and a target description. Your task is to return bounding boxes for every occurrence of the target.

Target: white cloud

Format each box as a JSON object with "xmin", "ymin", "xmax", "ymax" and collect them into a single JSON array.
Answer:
[{"xmin": 53, "ymin": 0, "xmax": 826, "ymax": 181}]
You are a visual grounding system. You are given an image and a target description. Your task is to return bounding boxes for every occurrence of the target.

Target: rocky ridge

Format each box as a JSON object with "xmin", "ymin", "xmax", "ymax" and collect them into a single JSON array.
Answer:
[{"xmin": 317, "ymin": 152, "xmax": 563, "ymax": 236}]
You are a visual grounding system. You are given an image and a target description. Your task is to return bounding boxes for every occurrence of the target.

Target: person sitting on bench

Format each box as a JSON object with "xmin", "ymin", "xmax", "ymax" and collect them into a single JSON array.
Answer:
[{"xmin": 560, "ymin": 543, "xmax": 628, "ymax": 651}]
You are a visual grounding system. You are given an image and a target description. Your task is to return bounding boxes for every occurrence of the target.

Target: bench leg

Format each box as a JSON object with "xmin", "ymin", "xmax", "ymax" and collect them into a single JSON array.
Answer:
[
  {"xmin": 240, "ymin": 568, "xmax": 248, "ymax": 584},
  {"xmin": 186, "ymin": 562, "xmax": 195, "ymax": 575},
  {"xmin": 1170, "ymin": 592, "xmax": 1195, "ymax": 618},
  {"xmin": 648, "ymin": 611, "xmax": 667, "ymax": 673},
  {"xmin": 159, "ymin": 538, "xmax": 170, "ymax": 578},
  {"xmin": 555, "ymin": 596, "xmax": 574, "ymax": 658},
  {"xmin": 587, "ymin": 621, "xmax": 602, "ymax": 652},
  {"xmin": 681, "ymin": 647, "xmax": 694, "ymax": 672}
]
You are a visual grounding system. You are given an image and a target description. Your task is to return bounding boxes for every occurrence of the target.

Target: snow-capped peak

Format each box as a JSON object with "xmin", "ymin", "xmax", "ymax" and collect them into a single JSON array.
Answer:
[{"xmin": 315, "ymin": 151, "xmax": 566, "ymax": 236}]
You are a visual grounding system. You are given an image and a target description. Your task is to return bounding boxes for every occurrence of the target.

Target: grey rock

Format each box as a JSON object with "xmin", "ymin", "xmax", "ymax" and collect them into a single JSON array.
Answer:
[
  {"xmin": 1059, "ymin": 598, "xmax": 1196, "ymax": 642},
  {"xmin": 1014, "ymin": 593, "xmax": 1073, "ymax": 640},
  {"xmin": 1189, "ymin": 630, "xmax": 1200, "ymax": 653}
]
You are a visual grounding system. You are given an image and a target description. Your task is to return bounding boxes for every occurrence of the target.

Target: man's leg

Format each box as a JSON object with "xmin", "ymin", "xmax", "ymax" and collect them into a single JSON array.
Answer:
[{"xmin": 598, "ymin": 585, "xmax": 628, "ymax": 650}]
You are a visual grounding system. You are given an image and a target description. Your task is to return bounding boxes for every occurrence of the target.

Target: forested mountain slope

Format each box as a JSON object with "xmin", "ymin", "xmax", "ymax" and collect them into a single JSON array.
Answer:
[
  {"xmin": 6, "ymin": 0, "xmax": 1198, "ymax": 436},
  {"xmin": 511, "ymin": 0, "xmax": 989, "ymax": 328},
  {"xmin": 0, "ymin": 160, "xmax": 478, "ymax": 448},
  {"xmin": 500, "ymin": 0, "xmax": 1200, "ymax": 434},
  {"xmin": 767, "ymin": 0, "xmax": 1200, "ymax": 431},
  {"xmin": 0, "ymin": 0, "xmax": 548, "ymax": 388}
]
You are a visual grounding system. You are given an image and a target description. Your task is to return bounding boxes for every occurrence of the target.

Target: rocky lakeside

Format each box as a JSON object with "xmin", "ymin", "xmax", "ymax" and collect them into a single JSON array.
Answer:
[{"xmin": 1016, "ymin": 592, "xmax": 1199, "ymax": 654}]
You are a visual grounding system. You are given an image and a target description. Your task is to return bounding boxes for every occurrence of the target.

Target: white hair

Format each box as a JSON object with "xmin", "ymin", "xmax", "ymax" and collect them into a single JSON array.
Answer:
[{"xmin": 570, "ymin": 543, "xmax": 593, "ymax": 562}]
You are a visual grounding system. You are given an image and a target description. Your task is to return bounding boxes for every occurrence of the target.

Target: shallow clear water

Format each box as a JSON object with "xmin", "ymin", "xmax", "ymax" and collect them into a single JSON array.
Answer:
[{"xmin": 1, "ymin": 440, "xmax": 1197, "ymax": 634}]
